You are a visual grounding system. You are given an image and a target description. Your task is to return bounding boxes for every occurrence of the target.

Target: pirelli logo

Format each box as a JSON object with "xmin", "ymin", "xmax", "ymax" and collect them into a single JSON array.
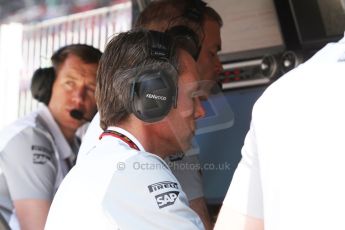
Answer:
[{"xmin": 148, "ymin": 181, "xmax": 178, "ymax": 193}]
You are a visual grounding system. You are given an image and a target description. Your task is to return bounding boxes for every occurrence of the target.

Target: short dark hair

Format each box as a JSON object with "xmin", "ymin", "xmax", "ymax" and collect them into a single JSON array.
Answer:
[
  {"xmin": 51, "ymin": 44, "xmax": 102, "ymax": 72},
  {"xmin": 96, "ymin": 29, "xmax": 197, "ymax": 130},
  {"xmin": 135, "ymin": 0, "xmax": 223, "ymax": 32},
  {"xmin": 30, "ymin": 44, "xmax": 102, "ymax": 105}
]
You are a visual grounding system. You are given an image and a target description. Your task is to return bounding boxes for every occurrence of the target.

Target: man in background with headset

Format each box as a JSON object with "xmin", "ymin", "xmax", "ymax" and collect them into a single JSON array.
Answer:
[
  {"xmin": 77, "ymin": 1, "xmax": 223, "ymax": 228},
  {"xmin": 0, "ymin": 44, "xmax": 101, "ymax": 230},
  {"xmin": 46, "ymin": 27, "xmax": 206, "ymax": 229}
]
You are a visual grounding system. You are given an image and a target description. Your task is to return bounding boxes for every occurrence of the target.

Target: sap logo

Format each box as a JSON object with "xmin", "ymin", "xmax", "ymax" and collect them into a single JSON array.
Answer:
[
  {"xmin": 155, "ymin": 191, "xmax": 179, "ymax": 209},
  {"xmin": 148, "ymin": 181, "xmax": 178, "ymax": 193},
  {"xmin": 146, "ymin": 94, "xmax": 167, "ymax": 101},
  {"xmin": 33, "ymin": 153, "xmax": 51, "ymax": 164}
]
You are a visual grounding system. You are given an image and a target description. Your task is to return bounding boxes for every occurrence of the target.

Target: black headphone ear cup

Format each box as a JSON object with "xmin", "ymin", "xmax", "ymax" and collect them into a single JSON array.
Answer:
[
  {"xmin": 165, "ymin": 25, "xmax": 201, "ymax": 60},
  {"xmin": 131, "ymin": 64, "xmax": 177, "ymax": 123},
  {"xmin": 30, "ymin": 67, "xmax": 55, "ymax": 105}
]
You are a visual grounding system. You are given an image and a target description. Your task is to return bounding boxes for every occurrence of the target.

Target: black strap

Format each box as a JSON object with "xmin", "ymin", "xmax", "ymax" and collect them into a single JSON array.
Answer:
[{"xmin": 100, "ymin": 130, "xmax": 140, "ymax": 150}]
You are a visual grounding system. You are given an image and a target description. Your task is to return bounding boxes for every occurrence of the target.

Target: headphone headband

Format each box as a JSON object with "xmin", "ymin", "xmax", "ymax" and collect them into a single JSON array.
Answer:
[
  {"xmin": 184, "ymin": 0, "xmax": 207, "ymax": 22},
  {"xmin": 165, "ymin": 25, "xmax": 201, "ymax": 60},
  {"xmin": 131, "ymin": 30, "xmax": 178, "ymax": 123},
  {"xmin": 148, "ymin": 30, "xmax": 171, "ymax": 60}
]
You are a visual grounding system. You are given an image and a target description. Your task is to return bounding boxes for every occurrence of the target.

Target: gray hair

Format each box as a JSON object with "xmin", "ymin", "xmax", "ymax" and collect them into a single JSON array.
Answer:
[{"xmin": 96, "ymin": 29, "xmax": 191, "ymax": 130}]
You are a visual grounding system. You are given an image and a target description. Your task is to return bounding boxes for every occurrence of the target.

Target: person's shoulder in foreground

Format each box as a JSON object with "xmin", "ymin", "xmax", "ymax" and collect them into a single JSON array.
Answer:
[
  {"xmin": 46, "ymin": 28, "xmax": 206, "ymax": 229},
  {"xmin": 215, "ymin": 35, "xmax": 345, "ymax": 230}
]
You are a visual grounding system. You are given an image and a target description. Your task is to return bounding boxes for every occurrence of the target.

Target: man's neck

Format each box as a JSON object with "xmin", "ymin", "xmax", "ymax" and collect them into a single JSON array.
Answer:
[
  {"xmin": 117, "ymin": 117, "xmax": 167, "ymax": 158},
  {"xmin": 60, "ymin": 126, "xmax": 76, "ymax": 146}
]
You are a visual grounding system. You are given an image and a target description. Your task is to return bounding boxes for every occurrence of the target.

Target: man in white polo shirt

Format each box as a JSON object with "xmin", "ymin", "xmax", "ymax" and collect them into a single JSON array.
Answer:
[
  {"xmin": 215, "ymin": 35, "xmax": 345, "ymax": 229},
  {"xmin": 77, "ymin": 1, "xmax": 223, "ymax": 229},
  {"xmin": 0, "ymin": 44, "xmax": 101, "ymax": 230},
  {"xmin": 45, "ymin": 28, "xmax": 207, "ymax": 229}
]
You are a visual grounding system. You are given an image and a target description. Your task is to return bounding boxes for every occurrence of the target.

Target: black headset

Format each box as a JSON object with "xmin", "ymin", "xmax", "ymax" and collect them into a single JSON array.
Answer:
[
  {"xmin": 30, "ymin": 67, "xmax": 55, "ymax": 105},
  {"xmin": 30, "ymin": 46, "xmax": 68, "ymax": 105},
  {"xmin": 184, "ymin": 0, "xmax": 207, "ymax": 22},
  {"xmin": 130, "ymin": 26, "xmax": 199, "ymax": 123}
]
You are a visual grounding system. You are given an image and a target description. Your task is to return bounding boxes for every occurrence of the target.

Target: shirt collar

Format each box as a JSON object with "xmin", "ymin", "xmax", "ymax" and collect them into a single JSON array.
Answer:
[
  {"xmin": 106, "ymin": 126, "xmax": 145, "ymax": 152},
  {"xmin": 37, "ymin": 103, "xmax": 77, "ymax": 160},
  {"xmin": 105, "ymin": 126, "xmax": 171, "ymax": 170}
]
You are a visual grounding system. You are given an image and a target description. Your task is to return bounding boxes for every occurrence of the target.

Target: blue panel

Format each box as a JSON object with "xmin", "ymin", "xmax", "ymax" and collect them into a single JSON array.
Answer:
[{"xmin": 196, "ymin": 86, "xmax": 267, "ymax": 204}]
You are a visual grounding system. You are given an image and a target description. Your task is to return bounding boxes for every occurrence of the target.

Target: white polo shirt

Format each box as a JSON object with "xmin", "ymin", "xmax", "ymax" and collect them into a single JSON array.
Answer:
[
  {"xmin": 46, "ymin": 127, "xmax": 204, "ymax": 230},
  {"xmin": 0, "ymin": 103, "xmax": 78, "ymax": 229},
  {"xmin": 222, "ymin": 36, "xmax": 345, "ymax": 229},
  {"xmin": 77, "ymin": 113, "xmax": 204, "ymax": 201}
]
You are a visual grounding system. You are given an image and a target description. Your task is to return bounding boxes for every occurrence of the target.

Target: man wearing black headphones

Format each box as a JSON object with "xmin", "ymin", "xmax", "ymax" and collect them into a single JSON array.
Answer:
[
  {"xmin": 0, "ymin": 44, "xmax": 101, "ymax": 230},
  {"xmin": 46, "ymin": 28, "xmax": 206, "ymax": 229},
  {"xmin": 77, "ymin": 1, "xmax": 223, "ymax": 229}
]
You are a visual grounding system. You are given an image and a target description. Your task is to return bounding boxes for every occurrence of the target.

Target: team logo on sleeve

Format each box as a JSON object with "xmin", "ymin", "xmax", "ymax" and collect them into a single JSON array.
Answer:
[
  {"xmin": 32, "ymin": 145, "xmax": 52, "ymax": 164},
  {"xmin": 148, "ymin": 181, "xmax": 178, "ymax": 193},
  {"xmin": 33, "ymin": 153, "xmax": 51, "ymax": 164},
  {"xmin": 155, "ymin": 191, "xmax": 179, "ymax": 208}
]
